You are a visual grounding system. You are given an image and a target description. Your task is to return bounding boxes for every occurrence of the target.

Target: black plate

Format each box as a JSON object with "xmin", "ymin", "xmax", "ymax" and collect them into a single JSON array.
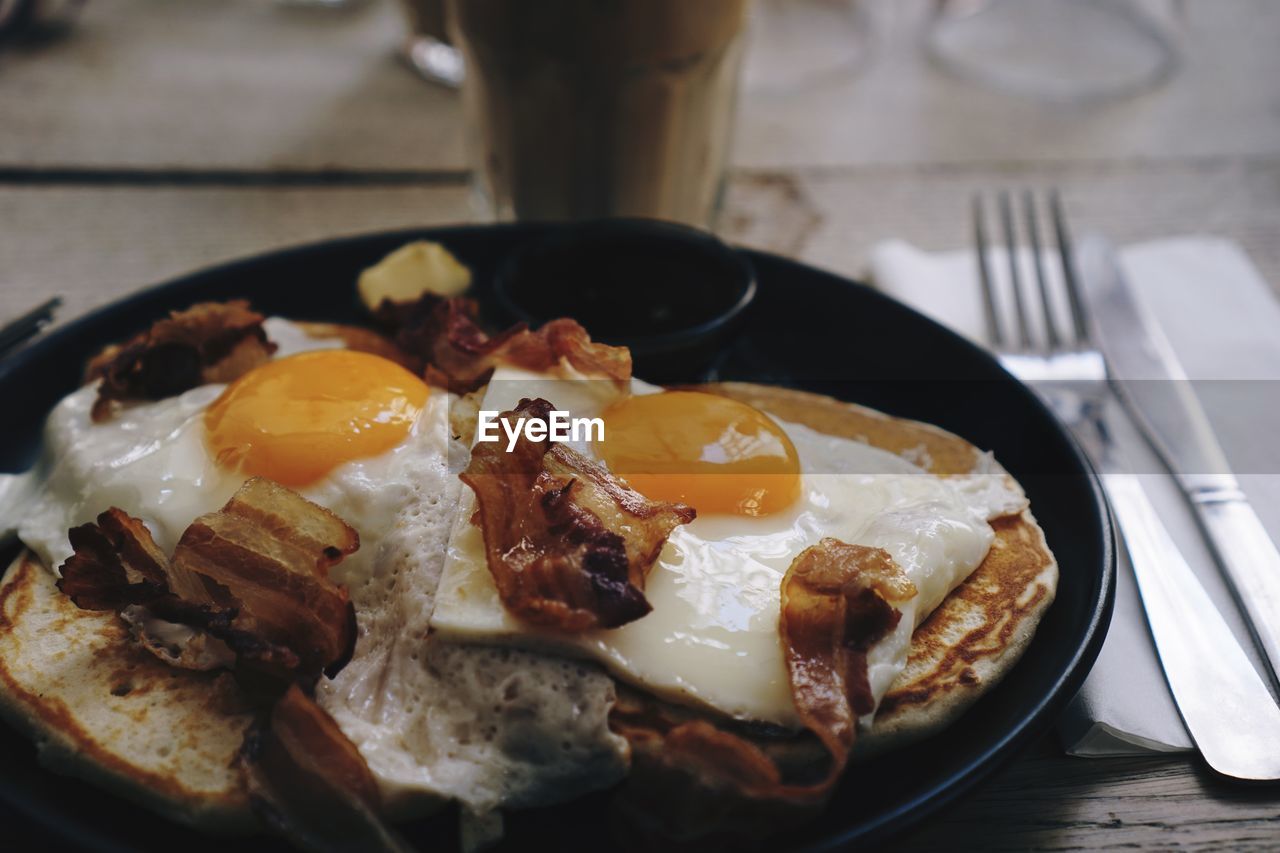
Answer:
[{"xmin": 0, "ymin": 225, "xmax": 1114, "ymax": 852}]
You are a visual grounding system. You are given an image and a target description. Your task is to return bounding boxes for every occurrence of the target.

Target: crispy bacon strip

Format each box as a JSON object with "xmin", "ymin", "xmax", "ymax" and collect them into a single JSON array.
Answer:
[
  {"xmin": 239, "ymin": 684, "xmax": 412, "ymax": 853},
  {"xmin": 780, "ymin": 539, "xmax": 916, "ymax": 772},
  {"xmin": 610, "ymin": 696, "xmax": 816, "ymax": 848},
  {"xmin": 57, "ymin": 478, "xmax": 358, "ymax": 678},
  {"xmin": 610, "ymin": 539, "xmax": 916, "ymax": 846},
  {"xmin": 58, "ymin": 487, "xmax": 391, "ymax": 845},
  {"xmin": 58, "ymin": 508, "xmax": 170, "ymax": 610},
  {"xmin": 172, "ymin": 477, "xmax": 359, "ymax": 676},
  {"xmin": 380, "ymin": 295, "xmax": 524, "ymax": 392},
  {"xmin": 86, "ymin": 300, "xmax": 276, "ymax": 421},
  {"xmin": 461, "ymin": 397, "xmax": 693, "ymax": 631},
  {"xmin": 501, "ymin": 317, "xmax": 632, "ymax": 384},
  {"xmin": 379, "ymin": 294, "xmax": 630, "ymax": 392}
]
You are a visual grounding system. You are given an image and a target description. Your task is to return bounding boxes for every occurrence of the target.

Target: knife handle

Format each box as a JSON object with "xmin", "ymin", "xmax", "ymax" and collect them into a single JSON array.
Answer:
[
  {"xmin": 1190, "ymin": 490, "xmax": 1280, "ymax": 689},
  {"xmin": 1103, "ymin": 473, "xmax": 1280, "ymax": 779}
]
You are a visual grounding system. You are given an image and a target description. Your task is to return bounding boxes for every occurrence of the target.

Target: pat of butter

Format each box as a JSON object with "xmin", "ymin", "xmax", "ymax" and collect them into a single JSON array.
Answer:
[
  {"xmin": 357, "ymin": 241, "xmax": 471, "ymax": 310},
  {"xmin": 430, "ymin": 368, "xmax": 997, "ymax": 727}
]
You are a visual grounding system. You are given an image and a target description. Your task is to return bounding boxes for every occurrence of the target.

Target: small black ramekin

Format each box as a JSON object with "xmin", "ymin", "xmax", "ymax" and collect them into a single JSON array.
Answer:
[{"xmin": 493, "ymin": 219, "xmax": 756, "ymax": 382}]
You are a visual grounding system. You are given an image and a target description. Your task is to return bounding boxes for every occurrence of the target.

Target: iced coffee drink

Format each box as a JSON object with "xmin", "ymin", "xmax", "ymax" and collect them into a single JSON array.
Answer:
[{"xmin": 447, "ymin": 0, "xmax": 750, "ymax": 227}]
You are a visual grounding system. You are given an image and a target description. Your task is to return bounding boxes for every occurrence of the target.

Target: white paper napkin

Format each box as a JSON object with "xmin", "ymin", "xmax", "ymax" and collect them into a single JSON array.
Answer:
[{"xmin": 869, "ymin": 236, "xmax": 1280, "ymax": 756}]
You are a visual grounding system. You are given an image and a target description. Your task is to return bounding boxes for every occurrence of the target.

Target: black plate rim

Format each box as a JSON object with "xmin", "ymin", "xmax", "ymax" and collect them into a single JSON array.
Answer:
[{"xmin": 0, "ymin": 224, "xmax": 1115, "ymax": 851}]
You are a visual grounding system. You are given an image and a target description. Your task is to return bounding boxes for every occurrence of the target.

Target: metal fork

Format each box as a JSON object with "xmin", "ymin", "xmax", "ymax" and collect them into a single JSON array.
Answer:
[{"xmin": 973, "ymin": 190, "xmax": 1280, "ymax": 780}]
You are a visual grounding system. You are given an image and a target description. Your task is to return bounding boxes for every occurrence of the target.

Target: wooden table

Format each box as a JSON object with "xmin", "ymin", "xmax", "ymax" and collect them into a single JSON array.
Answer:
[{"xmin": 3, "ymin": 0, "xmax": 1279, "ymax": 848}]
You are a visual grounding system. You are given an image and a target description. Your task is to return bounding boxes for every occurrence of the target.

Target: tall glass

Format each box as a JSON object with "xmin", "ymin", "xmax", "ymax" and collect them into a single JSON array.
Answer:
[{"xmin": 446, "ymin": 0, "xmax": 750, "ymax": 229}]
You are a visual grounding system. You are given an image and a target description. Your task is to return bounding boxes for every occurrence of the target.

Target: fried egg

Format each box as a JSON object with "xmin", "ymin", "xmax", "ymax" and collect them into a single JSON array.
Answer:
[
  {"xmin": 16, "ymin": 319, "xmax": 444, "ymax": 595},
  {"xmin": 430, "ymin": 365, "xmax": 1018, "ymax": 728}
]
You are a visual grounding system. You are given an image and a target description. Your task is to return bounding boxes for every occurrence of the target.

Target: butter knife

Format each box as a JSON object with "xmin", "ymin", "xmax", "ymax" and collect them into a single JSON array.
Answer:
[
  {"xmin": 1105, "ymin": 471, "xmax": 1280, "ymax": 778},
  {"xmin": 1077, "ymin": 235, "xmax": 1280, "ymax": 690}
]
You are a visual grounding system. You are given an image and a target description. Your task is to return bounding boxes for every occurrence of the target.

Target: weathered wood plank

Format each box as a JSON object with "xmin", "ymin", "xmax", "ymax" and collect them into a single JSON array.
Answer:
[
  {"xmin": 0, "ymin": 0, "xmax": 465, "ymax": 172},
  {"xmin": 898, "ymin": 739, "xmax": 1280, "ymax": 852},
  {"xmin": 4, "ymin": 158, "xmax": 1277, "ymax": 330},
  {"xmin": 3, "ymin": 0, "xmax": 1279, "ymax": 172},
  {"xmin": 791, "ymin": 157, "xmax": 1280, "ymax": 295},
  {"xmin": 0, "ymin": 173, "xmax": 827, "ymax": 326}
]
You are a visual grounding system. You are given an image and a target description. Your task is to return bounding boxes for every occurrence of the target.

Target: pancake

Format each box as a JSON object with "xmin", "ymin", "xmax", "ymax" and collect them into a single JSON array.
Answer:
[
  {"xmin": 0, "ymin": 374, "xmax": 1055, "ymax": 833},
  {"xmin": 0, "ymin": 322, "xmax": 392, "ymax": 833},
  {"xmin": 0, "ymin": 550, "xmax": 257, "ymax": 832},
  {"xmin": 0, "ymin": 318, "xmax": 403, "ymax": 833}
]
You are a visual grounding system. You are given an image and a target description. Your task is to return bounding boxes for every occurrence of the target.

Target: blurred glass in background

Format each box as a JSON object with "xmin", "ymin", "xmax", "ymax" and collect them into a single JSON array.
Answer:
[
  {"xmin": 926, "ymin": 0, "xmax": 1183, "ymax": 101},
  {"xmin": 446, "ymin": 0, "xmax": 750, "ymax": 229},
  {"xmin": 398, "ymin": 0, "xmax": 463, "ymax": 87},
  {"xmin": 743, "ymin": 0, "xmax": 874, "ymax": 94}
]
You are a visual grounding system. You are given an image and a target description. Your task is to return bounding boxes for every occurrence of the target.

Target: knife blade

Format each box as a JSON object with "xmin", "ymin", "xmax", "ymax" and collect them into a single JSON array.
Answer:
[
  {"xmin": 1104, "ymin": 472, "xmax": 1280, "ymax": 780},
  {"xmin": 1077, "ymin": 235, "xmax": 1280, "ymax": 689}
]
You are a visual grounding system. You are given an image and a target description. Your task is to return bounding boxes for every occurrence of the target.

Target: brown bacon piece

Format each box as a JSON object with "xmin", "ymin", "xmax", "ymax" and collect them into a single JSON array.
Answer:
[
  {"xmin": 172, "ymin": 477, "xmax": 359, "ymax": 676},
  {"xmin": 501, "ymin": 317, "xmax": 632, "ymax": 385},
  {"xmin": 86, "ymin": 300, "xmax": 276, "ymax": 421},
  {"xmin": 239, "ymin": 684, "xmax": 412, "ymax": 853},
  {"xmin": 58, "ymin": 508, "xmax": 170, "ymax": 610},
  {"xmin": 779, "ymin": 539, "xmax": 916, "ymax": 777},
  {"xmin": 610, "ymin": 708, "xmax": 812, "ymax": 848},
  {"xmin": 379, "ymin": 294, "xmax": 631, "ymax": 392},
  {"xmin": 58, "ymin": 507, "xmax": 301, "ymax": 675},
  {"xmin": 57, "ymin": 478, "xmax": 358, "ymax": 679},
  {"xmin": 610, "ymin": 539, "xmax": 916, "ymax": 847},
  {"xmin": 461, "ymin": 397, "xmax": 693, "ymax": 631},
  {"xmin": 57, "ymin": 488, "xmax": 392, "ymax": 845},
  {"xmin": 380, "ymin": 295, "xmax": 524, "ymax": 392}
]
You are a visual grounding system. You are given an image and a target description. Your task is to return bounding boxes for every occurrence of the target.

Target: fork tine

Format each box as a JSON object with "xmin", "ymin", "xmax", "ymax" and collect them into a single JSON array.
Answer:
[
  {"xmin": 1023, "ymin": 190, "xmax": 1061, "ymax": 351},
  {"xmin": 998, "ymin": 190, "xmax": 1033, "ymax": 350},
  {"xmin": 1050, "ymin": 189, "xmax": 1091, "ymax": 344},
  {"xmin": 972, "ymin": 194, "xmax": 1003, "ymax": 347}
]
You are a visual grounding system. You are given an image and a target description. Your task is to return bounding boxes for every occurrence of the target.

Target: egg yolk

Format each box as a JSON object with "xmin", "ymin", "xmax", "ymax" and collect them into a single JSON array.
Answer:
[
  {"xmin": 204, "ymin": 350, "xmax": 429, "ymax": 487},
  {"xmin": 598, "ymin": 391, "xmax": 801, "ymax": 517}
]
